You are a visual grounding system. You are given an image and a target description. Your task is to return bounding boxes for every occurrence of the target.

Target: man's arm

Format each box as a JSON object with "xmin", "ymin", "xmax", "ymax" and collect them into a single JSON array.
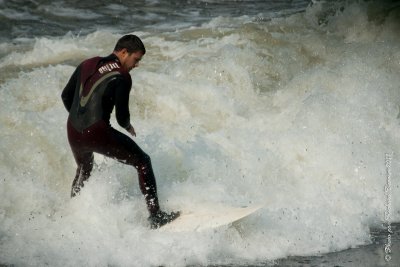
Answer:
[
  {"xmin": 114, "ymin": 77, "xmax": 136, "ymax": 136},
  {"xmin": 61, "ymin": 66, "xmax": 80, "ymax": 112}
]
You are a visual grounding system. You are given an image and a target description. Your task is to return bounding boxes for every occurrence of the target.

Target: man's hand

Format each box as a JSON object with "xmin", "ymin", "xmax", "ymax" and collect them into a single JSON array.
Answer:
[{"xmin": 128, "ymin": 126, "xmax": 136, "ymax": 137}]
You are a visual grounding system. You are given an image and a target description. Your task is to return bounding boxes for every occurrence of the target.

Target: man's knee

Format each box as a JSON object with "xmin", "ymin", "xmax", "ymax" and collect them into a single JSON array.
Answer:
[
  {"xmin": 80, "ymin": 153, "xmax": 94, "ymax": 174},
  {"xmin": 142, "ymin": 153, "xmax": 151, "ymax": 164},
  {"xmin": 136, "ymin": 152, "xmax": 152, "ymax": 170}
]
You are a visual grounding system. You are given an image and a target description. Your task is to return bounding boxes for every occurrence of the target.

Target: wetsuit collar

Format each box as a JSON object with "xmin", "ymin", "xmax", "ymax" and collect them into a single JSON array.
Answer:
[{"xmin": 102, "ymin": 53, "xmax": 120, "ymax": 64}]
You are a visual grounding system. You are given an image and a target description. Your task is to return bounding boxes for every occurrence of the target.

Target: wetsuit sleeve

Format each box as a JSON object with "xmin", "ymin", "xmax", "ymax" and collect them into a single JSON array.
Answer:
[
  {"xmin": 114, "ymin": 77, "xmax": 132, "ymax": 129},
  {"xmin": 61, "ymin": 66, "xmax": 80, "ymax": 112}
]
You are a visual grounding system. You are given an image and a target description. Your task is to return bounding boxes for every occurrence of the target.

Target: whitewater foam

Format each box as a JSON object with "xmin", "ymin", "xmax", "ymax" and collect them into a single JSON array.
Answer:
[{"xmin": 1, "ymin": 1, "xmax": 399, "ymax": 266}]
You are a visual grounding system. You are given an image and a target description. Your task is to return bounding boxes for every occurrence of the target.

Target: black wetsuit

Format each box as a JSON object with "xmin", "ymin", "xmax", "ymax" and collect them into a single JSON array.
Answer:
[{"xmin": 61, "ymin": 54, "xmax": 160, "ymax": 215}]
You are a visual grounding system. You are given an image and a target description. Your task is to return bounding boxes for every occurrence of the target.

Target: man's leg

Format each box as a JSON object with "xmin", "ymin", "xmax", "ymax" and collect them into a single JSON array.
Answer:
[
  {"xmin": 96, "ymin": 128, "xmax": 161, "ymax": 215},
  {"xmin": 67, "ymin": 120, "xmax": 94, "ymax": 197},
  {"xmin": 99, "ymin": 135, "xmax": 179, "ymax": 228},
  {"xmin": 71, "ymin": 151, "xmax": 94, "ymax": 197},
  {"xmin": 82, "ymin": 125, "xmax": 179, "ymax": 228}
]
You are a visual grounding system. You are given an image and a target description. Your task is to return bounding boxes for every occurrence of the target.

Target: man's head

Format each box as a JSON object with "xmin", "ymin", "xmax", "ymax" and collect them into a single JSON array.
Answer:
[{"xmin": 113, "ymin": 34, "xmax": 145, "ymax": 72}]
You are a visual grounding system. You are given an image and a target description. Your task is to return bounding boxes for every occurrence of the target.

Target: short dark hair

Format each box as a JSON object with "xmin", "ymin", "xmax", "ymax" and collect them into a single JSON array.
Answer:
[{"xmin": 114, "ymin": 34, "xmax": 146, "ymax": 54}]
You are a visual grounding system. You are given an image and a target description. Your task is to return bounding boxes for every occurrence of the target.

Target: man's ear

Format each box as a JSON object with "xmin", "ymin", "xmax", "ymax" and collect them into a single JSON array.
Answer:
[{"xmin": 121, "ymin": 48, "xmax": 129, "ymax": 55}]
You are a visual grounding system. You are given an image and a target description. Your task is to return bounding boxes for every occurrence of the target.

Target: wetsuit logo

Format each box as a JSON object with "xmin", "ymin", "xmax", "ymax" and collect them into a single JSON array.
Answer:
[{"xmin": 98, "ymin": 62, "xmax": 119, "ymax": 74}]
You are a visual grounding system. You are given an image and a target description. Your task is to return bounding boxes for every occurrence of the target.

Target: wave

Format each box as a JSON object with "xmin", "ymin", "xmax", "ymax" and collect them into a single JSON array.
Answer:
[{"xmin": 1, "ymin": 1, "xmax": 399, "ymax": 266}]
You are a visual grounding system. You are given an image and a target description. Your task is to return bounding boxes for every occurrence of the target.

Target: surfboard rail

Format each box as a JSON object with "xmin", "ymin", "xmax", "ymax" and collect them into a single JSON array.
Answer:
[{"xmin": 159, "ymin": 204, "xmax": 263, "ymax": 232}]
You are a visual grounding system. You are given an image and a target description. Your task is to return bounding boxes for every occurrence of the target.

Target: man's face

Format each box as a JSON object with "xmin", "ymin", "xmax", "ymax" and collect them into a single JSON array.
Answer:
[{"xmin": 120, "ymin": 50, "xmax": 143, "ymax": 72}]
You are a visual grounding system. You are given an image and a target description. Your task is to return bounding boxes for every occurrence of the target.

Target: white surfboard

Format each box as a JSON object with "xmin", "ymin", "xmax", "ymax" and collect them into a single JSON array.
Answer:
[{"xmin": 159, "ymin": 204, "xmax": 263, "ymax": 232}]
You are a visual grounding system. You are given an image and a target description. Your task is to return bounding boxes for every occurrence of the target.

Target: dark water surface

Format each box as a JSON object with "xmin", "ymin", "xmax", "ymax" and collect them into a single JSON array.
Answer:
[{"xmin": 0, "ymin": 0, "xmax": 309, "ymax": 41}]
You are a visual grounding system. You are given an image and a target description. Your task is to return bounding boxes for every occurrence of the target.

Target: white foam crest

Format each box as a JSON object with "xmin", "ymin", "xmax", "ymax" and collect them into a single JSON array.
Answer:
[
  {"xmin": 201, "ymin": 15, "xmax": 253, "ymax": 29},
  {"xmin": 305, "ymin": 0, "xmax": 400, "ymax": 43},
  {"xmin": 0, "ymin": 31, "xmax": 119, "ymax": 68}
]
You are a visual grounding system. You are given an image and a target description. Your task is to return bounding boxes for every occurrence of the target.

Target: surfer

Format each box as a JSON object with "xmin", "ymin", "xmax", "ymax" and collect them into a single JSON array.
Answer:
[{"xmin": 61, "ymin": 34, "xmax": 179, "ymax": 229}]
